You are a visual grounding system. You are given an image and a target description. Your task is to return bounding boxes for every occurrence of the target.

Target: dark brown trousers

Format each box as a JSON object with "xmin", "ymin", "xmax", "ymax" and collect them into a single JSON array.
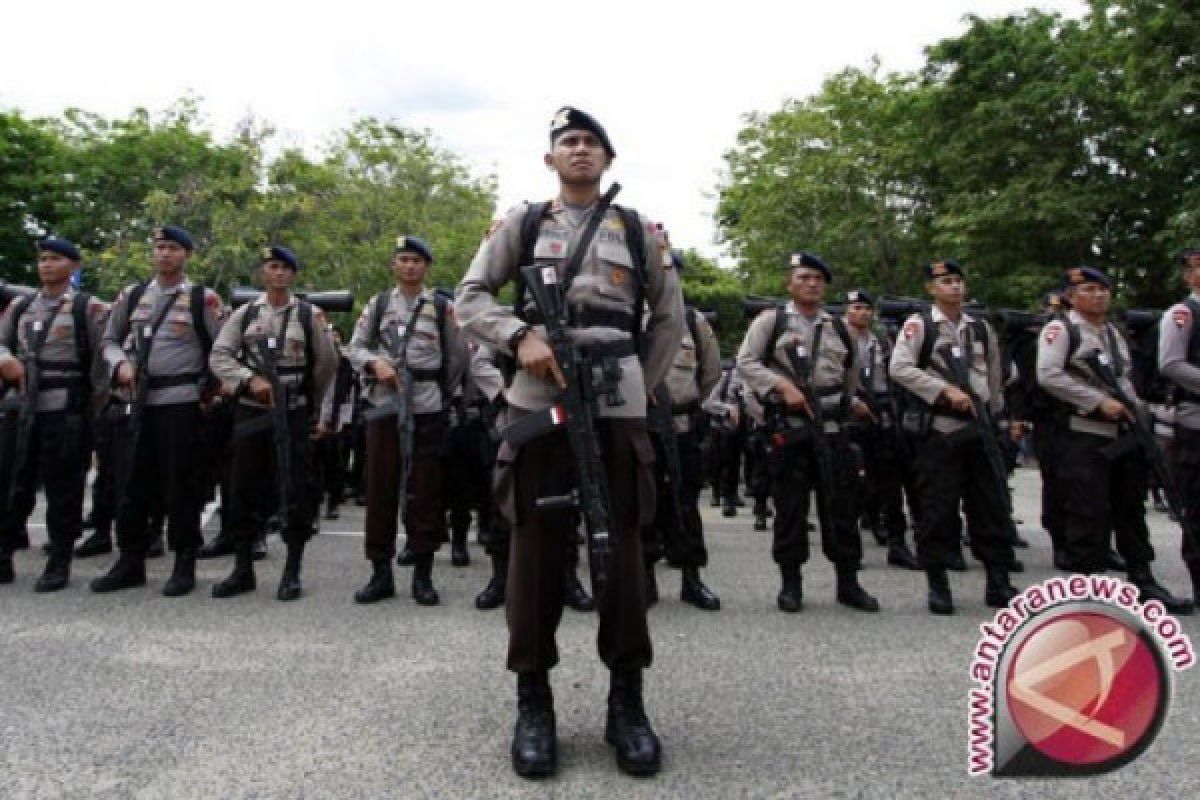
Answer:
[
  {"xmin": 364, "ymin": 412, "xmax": 447, "ymax": 561},
  {"xmin": 500, "ymin": 418, "xmax": 656, "ymax": 674}
]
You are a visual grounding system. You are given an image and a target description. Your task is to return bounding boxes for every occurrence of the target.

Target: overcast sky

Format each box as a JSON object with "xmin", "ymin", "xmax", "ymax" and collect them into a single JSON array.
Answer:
[{"xmin": 2, "ymin": 0, "xmax": 1086, "ymax": 259}]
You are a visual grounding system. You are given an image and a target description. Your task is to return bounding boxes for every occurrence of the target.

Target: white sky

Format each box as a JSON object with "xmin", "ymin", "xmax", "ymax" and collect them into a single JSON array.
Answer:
[{"xmin": 2, "ymin": 0, "xmax": 1086, "ymax": 260}]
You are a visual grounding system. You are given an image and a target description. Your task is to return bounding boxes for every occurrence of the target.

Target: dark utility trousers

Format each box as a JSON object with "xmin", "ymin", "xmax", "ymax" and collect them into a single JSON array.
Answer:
[
  {"xmin": 1176, "ymin": 426, "xmax": 1200, "ymax": 568},
  {"xmin": 498, "ymin": 419, "xmax": 656, "ymax": 674},
  {"xmin": 0, "ymin": 410, "xmax": 90, "ymax": 557},
  {"xmin": 364, "ymin": 412, "xmax": 447, "ymax": 561},
  {"xmin": 644, "ymin": 426, "xmax": 708, "ymax": 568},
  {"xmin": 767, "ymin": 430, "xmax": 863, "ymax": 568}
]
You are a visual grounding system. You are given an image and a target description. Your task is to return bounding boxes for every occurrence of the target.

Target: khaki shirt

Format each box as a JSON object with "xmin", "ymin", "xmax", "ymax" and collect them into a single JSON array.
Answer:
[
  {"xmin": 1037, "ymin": 309, "xmax": 1137, "ymax": 439},
  {"xmin": 455, "ymin": 198, "xmax": 683, "ymax": 419},
  {"xmin": 663, "ymin": 308, "xmax": 721, "ymax": 432},
  {"xmin": 735, "ymin": 303, "xmax": 859, "ymax": 422},
  {"xmin": 0, "ymin": 290, "xmax": 109, "ymax": 413},
  {"xmin": 101, "ymin": 278, "xmax": 225, "ymax": 407},
  {"xmin": 209, "ymin": 295, "xmax": 338, "ymax": 411},
  {"xmin": 1159, "ymin": 294, "xmax": 1200, "ymax": 430},
  {"xmin": 889, "ymin": 306, "xmax": 1003, "ymax": 434},
  {"xmin": 345, "ymin": 287, "xmax": 466, "ymax": 415}
]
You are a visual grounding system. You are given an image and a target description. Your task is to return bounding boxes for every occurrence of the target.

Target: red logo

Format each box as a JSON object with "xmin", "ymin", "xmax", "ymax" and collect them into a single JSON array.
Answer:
[
  {"xmin": 1173, "ymin": 309, "xmax": 1190, "ymax": 329},
  {"xmin": 1044, "ymin": 325, "xmax": 1060, "ymax": 344}
]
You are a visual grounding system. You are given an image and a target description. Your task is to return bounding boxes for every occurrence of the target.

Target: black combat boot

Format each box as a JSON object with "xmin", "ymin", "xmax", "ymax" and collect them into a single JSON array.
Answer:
[
  {"xmin": 926, "ymin": 567, "xmax": 953, "ymax": 615},
  {"xmin": 75, "ymin": 528, "xmax": 113, "ymax": 558},
  {"xmin": 645, "ymin": 562, "xmax": 659, "ymax": 608},
  {"xmin": 1129, "ymin": 565, "xmax": 1195, "ymax": 616},
  {"xmin": 753, "ymin": 513, "xmax": 769, "ymax": 532},
  {"xmin": 277, "ymin": 541, "xmax": 305, "ymax": 602},
  {"xmin": 35, "ymin": 551, "xmax": 71, "ymax": 593},
  {"xmin": 887, "ymin": 538, "xmax": 920, "ymax": 570},
  {"xmin": 162, "ymin": 549, "xmax": 197, "ymax": 597},
  {"xmin": 836, "ymin": 564, "xmax": 880, "ymax": 612},
  {"xmin": 252, "ymin": 532, "xmax": 268, "ymax": 561},
  {"xmin": 0, "ymin": 550, "xmax": 14, "ymax": 584},
  {"xmin": 90, "ymin": 554, "xmax": 147, "ymax": 593},
  {"xmin": 721, "ymin": 499, "xmax": 737, "ymax": 518},
  {"xmin": 563, "ymin": 566, "xmax": 595, "ymax": 612},
  {"xmin": 709, "ymin": 490, "xmax": 721, "ymax": 508},
  {"xmin": 680, "ymin": 566, "xmax": 720, "ymax": 611},
  {"xmin": 198, "ymin": 530, "xmax": 235, "ymax": 559},
  {"xmin": 605, "ymin": 669, "xmax": 662, "ymax": 777},
  {"xmin": 411, "ymin": 552, "xmax": 439, "ymax": 606},
  {"xmin": 511, "ymin": 671, "xmax": 556, "ymax": 778},
  {"xmin": 212, "ymin": 540, "xmax": 256, "ymax": 598},
  {"xmin": 475, "ymin": 554, "xmax": 507, "ymax": 610},
  {"xmin": 451, "ymin": 526, "xmax": 469, "ymax": 567},
  {"xmin": 396, "ymin": 543, "xmax": 416, "ymax": 566},
  {"xmin": 984, "ymin": 564, "xmax": 1018, "ymax": 609},
  {"xmin": 777, "ymin": 562, "xmax": 803, "ymax": 613},
  {"xmin": 354, "ymin": 559, "xmax": 395, "ymax": 604}
]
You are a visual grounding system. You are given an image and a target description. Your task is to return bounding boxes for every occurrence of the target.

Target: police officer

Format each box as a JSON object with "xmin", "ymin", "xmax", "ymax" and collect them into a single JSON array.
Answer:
[
  {"xmin": 456, "ymin": 107, "xmax": 680, "ymax": 778},
  {"xmin": 645, "ymin": 254, "xmax": 722, "ymax": 610},
  {"xmin": 347, "ymin": 235, "xmax": 466, "ymax": 606},
  {"xmin": 890, "ymin": 260, "xmax": 1017, "ymax": 615},
  {"xmin": 736, "ymin": 253, "xmax": 880, "ymax": 613},
  {"xmin": 1038, "ymin": 266, "xmax": 1191, "ymax": 613},
  {"xmin": 843, "ymin": 288, "xmax": 919, "ymax": 570},
  {"xmin": 1161, "ymin": 247, "xmax": 1200, "ymax": 603},
  {"xmin": 92, "ymin": 225, "xmax": 224, "ymax": 596},
  {"xmin": 0, "ymin": 238, "xmax": 108, "ymax": 589},
  {"xmin": 318, "ymin": 327, "xmax": 357, "ymax": 521},
  {"xmin": 207, "ymin": 246, "xmax": 338, "ymax": 600}
]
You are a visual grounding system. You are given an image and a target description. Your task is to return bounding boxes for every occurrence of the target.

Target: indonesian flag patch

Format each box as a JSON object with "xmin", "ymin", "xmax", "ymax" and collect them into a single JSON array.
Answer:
[
  {"xmin": 902, "ymin": 320, "xmax": 919, "ymax": 341},
  {"xmin": 1044, "ymin": 325, "xmax": 1060, "ymax": 344},
  {"xmin": 1173, "ymin": 308, "xmax": 1190, "ymax": 329}
]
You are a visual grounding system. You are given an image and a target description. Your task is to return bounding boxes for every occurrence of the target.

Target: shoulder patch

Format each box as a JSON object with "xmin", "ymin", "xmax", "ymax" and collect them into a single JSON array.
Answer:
[
  {"xmin": 1172, "ymin": 306, "xmax": 1191, "ymax": 329},
  {"xmin": 902, "ymin": 319, "xmax": 920, "ymax": 341},
  {"xmin": 1044, "ymin": 321, "xmax": 1063, "ymax": 344},
  {"xmin": 204, "ymin": 290, "xmax": 222, "ymax": 310}
]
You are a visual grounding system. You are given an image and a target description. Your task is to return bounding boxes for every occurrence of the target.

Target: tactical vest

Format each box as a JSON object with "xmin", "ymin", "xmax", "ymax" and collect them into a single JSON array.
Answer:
[{"xmin": 6, "ymin": 291, "xmax": 93, "ymax": 409}]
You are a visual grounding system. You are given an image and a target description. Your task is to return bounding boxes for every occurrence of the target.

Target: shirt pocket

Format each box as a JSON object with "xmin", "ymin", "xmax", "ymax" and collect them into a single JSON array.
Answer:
[{"xmin": 593, "ymin": 241, "xmax": 637, "ymax": 305}]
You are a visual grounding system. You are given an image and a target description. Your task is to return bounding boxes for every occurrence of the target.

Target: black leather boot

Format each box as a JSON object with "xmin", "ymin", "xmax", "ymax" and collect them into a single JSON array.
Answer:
[
  {"xmin": 212, "ymin": 540, "xmax": 256, "ymax": 598},
  {"xmin": 75, "ymin": 528, "xmax": 113, "ymax": 558},
  {"xmin": 836, "ymin": 564, "xmax": 880, "ymax": 612},
  {"xmin": 563, "ymin": 566, "xmax": 594, "ymax": 612},
  {"xmin": 475, "ymin": 554, "xmax": 507, "ymax": 610},
  {"xmin": 35, "ymin": 552, "xmax": 71, "ymax": 593},
  {"xmin": 277, "ymin": 541, "xmax": 304, "ymax": 602},
  {"xmin": 162, "ymin": 550, "xmax": 197, "ymax": 597},
  {"xmin": 198, "ymin": 530, "xmax": 235, "ymax": 559},
  {"xmin": 354, "ymin": 559, "xmax": 395, "ymax": 604},
  {"xmin": 777, "ymin": 562, "xmax": 802, "ymax": 612},
  {"xmin": 605, "ymin": 669, "xmax": 662, "ymax": 777},
  {"xmin": 984, "ymin": 564, "xmax": 1019, "ymax": 609},
  {"xmin": 680, "ymin": 566, "xmax": 720, "ymax": 611},
  {"xmin": 451, "ymin": 526, "xmax": 469, "ymax": 567},
  {"xmin": 886, "ymin": 539, "xmax": 920, "ymax": 570},
  {"xmin": 90, "ymin": 554, "xmax": 147, "ymax": 593},
  {"xmin": 511, "ymin": 671, "xmax": 556, "ymax": 778},
  {"xmin": 411, "ymin": 552, "xmax": 439, "ymax": 606},
  {"xmin": 721, "ymin": 499, "xmax": 737, "ymax": 518},
  {"xmin": 0, "ymin": 550, "xmax": 14, "ymax": 584},
  {"xmin": 753, "ymin": 513, "xmax": 769, "ymax": 532},
  {"xmin": 1129, "ymin": 565, "xmax": 1195, "ymax": 616},
  {"xmin": 645, "ymin": 562, "xmax": 659, "ymax": 608},
  {"xmin": 927, "ymin": 567, "xmax": 953, "ymax": 615}
]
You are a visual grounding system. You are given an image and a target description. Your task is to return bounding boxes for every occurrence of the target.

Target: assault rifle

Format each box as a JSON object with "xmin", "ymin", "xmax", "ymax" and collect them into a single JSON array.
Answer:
[
  {"xmin": 233, "ymin": 335, "xmax": 294, "ymax": 526},
  {"xmin": 646, "ymin": 383, "xmax": 686, "ymax": 542},
  {"xmin": 362, "ymin": 326, "xmax": 417, "ymax": 521},
  {"xmin": 783, "ymin": 336, "xmax": 837, "ymax": 539}
]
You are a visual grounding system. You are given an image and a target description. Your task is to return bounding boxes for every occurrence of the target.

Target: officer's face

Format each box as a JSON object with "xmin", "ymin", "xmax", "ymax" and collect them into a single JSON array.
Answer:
[
  {"xmin": 786, "ymin": 267, "xmax": 825, "ymax": 306},
  {"xmin": 545, "ymin": 131, "xmax": 609, "ymax": 186},
  {"xmin": 153, "ymin": 240, "xmax": 189, "ymax": 274},
  {"xmin": 260, "ymin": 260, "xmax": 296, "ymax": 290},
  {"xmin": 37, "ymin": 251, "xmax": 76, "ymax": 285},
  {"xmin": 927, "ymin": 275, "xmax": 964, "ymax": 305},
  {"xmin": 1069, "ymin": 282, "xmax": 1110, "ymax": 316},
  {"xmin": 1184, "ymin": 264, "xmax": 1200, "ymax": 292},
  {"xmin": 391, "ymin": 252, "xmax": 430, "ymax": 285},
  {"xmin": 845, "ymin": 302, "xmax": 873, "ymax": 329}
]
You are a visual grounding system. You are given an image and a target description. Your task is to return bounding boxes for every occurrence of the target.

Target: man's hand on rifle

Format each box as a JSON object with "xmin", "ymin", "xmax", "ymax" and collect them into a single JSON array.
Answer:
[
  {"xmin": 850, "ymin": 397, "xmax": 876, "ymax": 423},
  {"xmin": 372, "ymin": 357, "xmax": 401, "ymax": 389},
  {"xmin": 726, "ymin": 405, "xmax": 740, "ymax": 427},
  {"xmin": 115, "ymin": 361, "xmax": 136, "ymax": 389},
  {"xmin": 774, "ymin": 379, "xmax": 812, "ymax": 417},
  {"xmin": 0, "ymin": 358, "xmax": 24, "ymax": 391},
  {"xmin": 1098, "ymin": 397, "xmax": 1133, "ymax": 423},
  {"xmin": 940, "ymin": 385, "xmax": 972, "ymax": 414},
  {"xmin": 517, "ymin": 331, "xmax": 566, "ymax": 390},
  {"xmin": 246, "ymin": 375, "xmax": 275, "ymax": 406}
]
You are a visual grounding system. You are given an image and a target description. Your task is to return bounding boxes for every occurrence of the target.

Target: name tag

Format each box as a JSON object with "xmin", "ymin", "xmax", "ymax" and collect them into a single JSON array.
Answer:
[
  {"xmin": 143, "ymin": 325, "xmax": 153, "ymax": 339},
  {"xmin": 1097, "ymin": 352, "xmax": 1111, "ymax": 367},
  {"xmin": 541, "ymin": 266, "xmax": 558, "ymax": 285},
  {"xmin": 795, "ymin": 345, "xmax": 808, "ymax": 359},
  {"xmin": 32, "ymin": 320, "xmax": 43, "ymax": 332},
  {"xmin": 396, "ymin": 324, "xmax": 407, "ymax": 337},
  {"xmin": 267, "ymin": 337, "xmax": 278, "ymax": 350},
  {"xmin": 951, "ymin": 345, "xmax": 963, "ymax": 359}
]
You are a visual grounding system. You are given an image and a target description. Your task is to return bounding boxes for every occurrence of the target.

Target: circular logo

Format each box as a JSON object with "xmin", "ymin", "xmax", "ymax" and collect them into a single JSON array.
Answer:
[{"xmin": 1005, "ymin": 610, "xmax": 1169, "ymax": 771}]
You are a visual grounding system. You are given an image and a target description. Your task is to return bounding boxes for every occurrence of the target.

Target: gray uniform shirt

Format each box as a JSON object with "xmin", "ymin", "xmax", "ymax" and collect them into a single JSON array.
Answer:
[
  {"xmin": 101, "ymin": 278, "xmax": 224, "ymax": 407},
  {"xmin": 465, "ymin": 342, "xmax": 505, "ymax": 406},
  {"xmin": 455, "ymin": 198, "xmax": 683, "ymax": 419},
  {"xmin": 0, "ymin": 291, "xmax": 109, "ymax": 412},
  {"xmin": 1037, "ymin": 309, "xmax": 1138, "ymax": 439},
  {"xmin": 345, "ymin": 287, "xmax": 466, "ymax": 415},
  {"xmin": 1159, "ymin": 293, "xmax": 1200, "ymax": 431},
  {"xmin": 663, "ymin": 309, "xmax": 721, "ymax": 433},
  {"xmin": 851, "ymin": 326, "xmax": 890, "ymax": 396},
  {"xmin": 889, "ymin": 306, "xmax": 1003, "ymax": 434},
  {"xmin": 209, "ymin": 295, "xmax": 338, "ymax": 412}
]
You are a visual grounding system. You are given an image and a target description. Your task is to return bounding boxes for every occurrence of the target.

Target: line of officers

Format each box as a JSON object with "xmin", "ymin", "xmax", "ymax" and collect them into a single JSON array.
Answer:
[{"xmin": 4, "ymin": 229, "xmax": 1200, "ymax": 620}]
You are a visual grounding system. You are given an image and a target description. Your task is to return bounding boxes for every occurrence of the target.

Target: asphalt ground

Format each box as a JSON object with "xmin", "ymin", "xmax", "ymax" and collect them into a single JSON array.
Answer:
[{"xmin": 2, "ymin": 467, "xmax": 1199, "ymax": 799}]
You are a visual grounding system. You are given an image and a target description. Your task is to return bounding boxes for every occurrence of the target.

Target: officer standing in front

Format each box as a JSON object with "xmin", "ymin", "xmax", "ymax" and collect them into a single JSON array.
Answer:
[
  {"xmin": 456, "ymin": 107, "xmax": 681, "ymax": 778},
  {"xmin": 92, "ymin": 225, "xmax": 224, "ymax": 597},
  {"xmin": 736, "ymin": 253, "xmax": 880, "ymax": 614},
  {"xmin": 208, "ymin": 246, "xmax": 337, "ymax": 601}
]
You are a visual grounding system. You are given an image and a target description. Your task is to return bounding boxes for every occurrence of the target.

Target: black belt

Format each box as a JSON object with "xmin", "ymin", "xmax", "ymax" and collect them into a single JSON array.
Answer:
[
  {"xmin": 671, "ymin": 401, "xmax": 700, "ymax": 416},
  {"xmin": 409, "ymin": 367, "xmax": 441, "ymax": 382},
  {"xmin": 39, "ymin": 375, "xmax": 86, "ymax": 391},
  {"xmin": 524, "ymin": 308, "xmax": 635, "ymax": 332},
  {"xmin": 36, "ymin": 358, "xmax": 84, "ymax": 371},
  {"xmin": 146, "ymin": 373, "xmax": 202, "ymax": 390},
  {"xmin": 579, "ymin": 339, "xmax": 636, "ymax": 360}
]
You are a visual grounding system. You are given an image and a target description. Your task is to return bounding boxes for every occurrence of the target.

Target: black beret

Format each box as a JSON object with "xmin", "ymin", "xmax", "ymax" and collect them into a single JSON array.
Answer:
[
  {"xmin": 394, "ymin": 235, "xmax": 434, "ymax": 263},
  {"xmin": 37, "ymin": 236, "xmax": 81, "ymax": 262},
  {"xmin": 152, "ymin": 224, "xmax": 194, "ymax": 251},
  {"xmin": 846, "ymin": 288, "xmax": 874, "ymax": 306},
  {"xmin": 550, "ymin": 106, "xmax": 615, "ymax": 159},
  {"xmin": 1179, "ymin": 248, "xmax": 1200, "ymax": 269},
  {"xmin": 787, "ymin": 251, "xmax": 831, "ymax": 281},
  {"xmin": 924, "ymin": 259, "xmax": 964, "ymax": 279},
  {"xmin": 1064, "ymin": 265, "xmax": 1111, "ymax": 289},
  {"xmin": 260, "ymin": 245, "xmax": 300, "ymax": 271}
]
